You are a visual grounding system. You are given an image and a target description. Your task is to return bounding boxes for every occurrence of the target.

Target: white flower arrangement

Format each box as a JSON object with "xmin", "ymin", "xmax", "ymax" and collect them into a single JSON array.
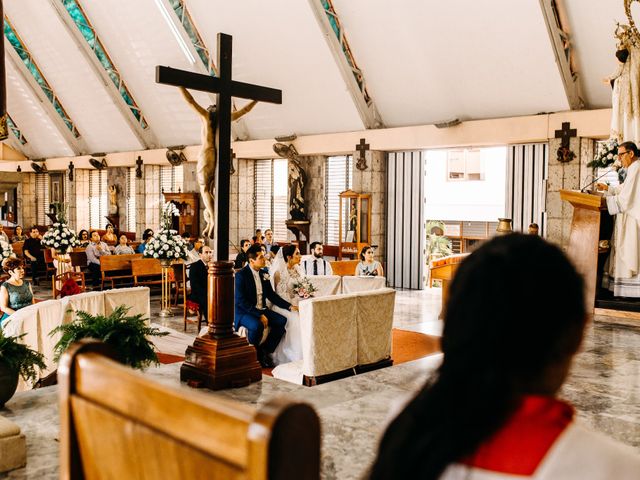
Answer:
[
  {"xmin": 144, "ymin": 202, "xmax": 189, "ymax": 260},
  {"xmin": 588, "ymin": 138, "xmax": 620, "ymax": 169},
  {"xmin": 0, "ymin": 240, "xmax": 14, "ymax": 261},
  {"xmin": 41, "ymin": 222, "xmax": 80, "ymax": 254}
]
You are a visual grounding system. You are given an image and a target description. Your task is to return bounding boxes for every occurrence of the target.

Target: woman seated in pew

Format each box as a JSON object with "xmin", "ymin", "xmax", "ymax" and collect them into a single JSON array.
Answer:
[
  {"xmin": 101, "ymin": 223, "xmax": 117, "ymax": 246},
  {"xmin": 10, "ymin": 225, "xmax": 26, "ymax": 244},
  {"xmin": 114, "ymin": 234, "xmax": 135, "ymax": 255},
  {"xmin": 136, "ymin": 229, "xmax": 154, "ymax": 254},
  {"xmin": 356, "ymin": 245, "xmax": 384, "ymax": 277},
  {"xmin": 369, "ymin": 234, "xmax": 640, "ymax": 480},
  {"xmin": 77, "ymin": 229, "xmax": 90, "ymax": 248},
  {"xmin": 0, "ymin": 258, "xmax": 34, "ymax": 328}
]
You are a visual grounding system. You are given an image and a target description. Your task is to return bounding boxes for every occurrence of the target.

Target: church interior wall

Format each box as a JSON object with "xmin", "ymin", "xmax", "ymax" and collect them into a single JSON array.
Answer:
[
  {"xmin": 302, "ymin": 155, "xmax": 326, "ymax": 246},
  {"xmin": 108, "ymin": 167, "xmax": 129, "ymax": 232},
  {"xmin": 18, "ymin": 173, "xmax": 35, "ymax": 229}
]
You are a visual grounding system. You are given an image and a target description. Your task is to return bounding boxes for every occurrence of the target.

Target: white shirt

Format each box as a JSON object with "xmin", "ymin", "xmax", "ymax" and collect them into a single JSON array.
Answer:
[
  {"xmin": 251, "ymin": 268, "xmax": 264, "ymax": 310},
  {"xmin": 301, "ymin": 257, "xmax": 333, "ymax": 276}
]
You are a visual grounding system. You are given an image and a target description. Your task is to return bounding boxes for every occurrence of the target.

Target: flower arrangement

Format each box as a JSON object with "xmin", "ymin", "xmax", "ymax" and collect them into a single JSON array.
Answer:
[
  {"xmin": 143, "ymin": 202, "xmax": 189, "ymax": 260},
  {"xmin": 41, "ymin": 222, "xmax": 80, "ymax": 253},
  {"xmin": 292, "ymin": 277, "xmax": 318, "ymax": 299},
  {"xmin": 0, "ymin": 240, "xmax": 13, "ymax": 261},
  {"xmin": 587, "ymin": 138, "xmax": 621, "ymax": 170}
]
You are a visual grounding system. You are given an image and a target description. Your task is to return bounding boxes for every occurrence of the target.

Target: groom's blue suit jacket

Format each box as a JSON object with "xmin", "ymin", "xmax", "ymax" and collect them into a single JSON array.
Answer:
[{"xmin": 234, "ymin": 265, "xmax": 291, "ymax": 327}]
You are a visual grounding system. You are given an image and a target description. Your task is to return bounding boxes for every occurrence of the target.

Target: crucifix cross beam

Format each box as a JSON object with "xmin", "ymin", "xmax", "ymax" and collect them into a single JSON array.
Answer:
[
  {"xmin": 156, "ymin": 33, "xmax": 282, "ymax": 261},
  {"xmin": 554, "ymin": 122, "xmax": 577, "ymax": 149}
]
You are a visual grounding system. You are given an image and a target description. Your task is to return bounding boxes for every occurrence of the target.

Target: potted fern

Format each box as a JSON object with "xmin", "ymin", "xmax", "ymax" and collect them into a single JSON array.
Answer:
[
  {"xmin": 0, "ymin": 331, "xmax": 46, "ymax": 408},
  {"xmin": 52, "ymin": 305, "xmax": 168, "ymax": 369}
]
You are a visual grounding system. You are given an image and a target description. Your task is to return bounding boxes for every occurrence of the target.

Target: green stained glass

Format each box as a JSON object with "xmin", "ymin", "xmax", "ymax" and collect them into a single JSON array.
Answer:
[{"xmin": 6, "ymin": 115, "xmax": 27, "ymax": 145}]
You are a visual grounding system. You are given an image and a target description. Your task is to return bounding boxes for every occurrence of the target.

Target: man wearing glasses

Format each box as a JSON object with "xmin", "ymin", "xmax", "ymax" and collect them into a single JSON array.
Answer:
[{"xmin": 597, "ymin": 141, "xmax": 640, "ymax": 297}]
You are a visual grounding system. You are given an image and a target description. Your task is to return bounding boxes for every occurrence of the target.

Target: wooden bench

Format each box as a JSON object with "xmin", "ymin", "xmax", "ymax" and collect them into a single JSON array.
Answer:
[
  {"xmin": 329, "ymin": 260, "xmax": 360, "ymax": 276},
  {"xmin": 59, "ymin": 340, "xmax": 321, "ymax": 480},
  {"xmin": 100, "ymin": 254, "xmax": 142, "ymax": 290},
  {"xmin": 131, "ymin": 258, "xmax": 162, "ymax": 288}
]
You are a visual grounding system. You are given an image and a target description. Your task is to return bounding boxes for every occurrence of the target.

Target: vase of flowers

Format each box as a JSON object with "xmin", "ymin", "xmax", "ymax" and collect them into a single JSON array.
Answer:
[
  {"xmin": 41, "ymin": 222, "xmax": 80, "ymax": 254},
  {"xmin": 143, "ymin": 203, "xmax": 190, "ymax": 261},
  {"xmin": 292, "ymin": 277, "xmax": 318, "ymax": 299}
]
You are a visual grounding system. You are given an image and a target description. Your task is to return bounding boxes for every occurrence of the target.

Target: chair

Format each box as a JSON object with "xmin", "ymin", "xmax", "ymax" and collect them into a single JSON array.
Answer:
[
  {"xmin": 59, "ymin": 340, "xmax": 321, "ymax": 480},
  {"xmin": 69, "ymin": 251, "xmax": 88, "ymax": 273},
  {"xmin": 11, "ymin": 241, "xmax": 23, "ymax": 258},
  {"xmin": 174, "ymin": 263, "xmax": 204, "ymax": 332},
  {"xmin": 171, "ymin": 262, "xmax": 187, "ymax": 306},
  {"xmin": 42, "ymin": 248, "xmax": 57, "ymax": 280},
  {"xmin": 52, "ymin": 271, "xmax": 87, "ymax": 299}
]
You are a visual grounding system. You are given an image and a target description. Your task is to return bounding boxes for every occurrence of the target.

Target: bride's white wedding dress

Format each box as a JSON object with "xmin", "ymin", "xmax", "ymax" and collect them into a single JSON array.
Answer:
[{"xmin": 271, "ymin": 263, "xmax": 304, "ymax": 365}]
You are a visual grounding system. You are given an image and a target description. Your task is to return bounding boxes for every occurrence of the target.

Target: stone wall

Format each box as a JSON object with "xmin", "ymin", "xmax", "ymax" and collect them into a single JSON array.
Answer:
[
  {"xmin": 302, "ymin": 155, "xmax": 326, "ymax": 245},
  {"xmin": 545, "ymin": 137, "xmax": 594, "ymax": 248},
  {"xmin": 108, "ymin": 167, "xmax": 129, "ymax": 232},
  {"xmin": 352, "ymin": 150, "xmax": 387, "ymax": 265},
  {"xmin": 136, "ymin": 165, "xmax": 161, "ymax": 237},
  {"xmin": 229, "ymin": 158, "xmax": 255, "ymax": 250},
  {"xmin": 18, "ymin": 173, "xmax": 36, "ymax": 229}
]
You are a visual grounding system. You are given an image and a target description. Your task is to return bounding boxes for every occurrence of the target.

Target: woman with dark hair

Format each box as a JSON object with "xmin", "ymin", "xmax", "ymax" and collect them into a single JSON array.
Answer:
[
  {"xmin": 356, "ymin": 245, "xmax": 383, "ymax": 276},
  {"xmin": 102, "ymin": 223, "xmax": 117, "ymax": 246},
  {"xmin": 10, "ymin": 225, "xmax": 26, "ymax": 244},
  {"xmin": 369, "ymin": 234, "xmax": 640, "ymax": 479},
  {"xmin": 0, "ymin": 257, "xmax": 33, "ymax": 327},
  {"xmin": 77, "ymin": 229, "xmax": 90, "ymax": 248},
  {"xmin": 136, "ymin": 229, "xmax": 154, "ymax": 254}
]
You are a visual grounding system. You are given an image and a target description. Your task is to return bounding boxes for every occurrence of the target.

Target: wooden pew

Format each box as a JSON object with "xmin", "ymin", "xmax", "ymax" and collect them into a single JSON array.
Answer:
[
  {"xmin": 329, "ymin": 260, "xmax": 360, "ymax": 277},
  {"xmin": 131, "ymin": 258, "xmax": 162, "ymax": 288},
  {"xmin": 59, "ymin": 340, "xmax": 321, "ymax": 480},
  {"xmin": 99, "ymin": 254, "xmax": 142, "ymax": 290}
]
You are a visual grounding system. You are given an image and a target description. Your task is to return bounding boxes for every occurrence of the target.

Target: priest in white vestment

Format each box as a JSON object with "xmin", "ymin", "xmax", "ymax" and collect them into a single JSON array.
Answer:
[{"xmin": 598, "ymin": 141, "xmax": 640, "ymax": 297}]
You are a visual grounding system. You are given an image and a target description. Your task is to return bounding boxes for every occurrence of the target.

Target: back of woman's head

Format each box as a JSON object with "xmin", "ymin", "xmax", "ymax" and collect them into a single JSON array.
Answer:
[
  {"xmin": 369, "ymin": 233, "xmax": 586, "ymax": 480},
  {"xmin": 282, "ymin": 244, "xmax": 296, "ymax": 262},
  {"xmin": 143, "ymin": 229, "xmax": 154, "ymax": 241}
]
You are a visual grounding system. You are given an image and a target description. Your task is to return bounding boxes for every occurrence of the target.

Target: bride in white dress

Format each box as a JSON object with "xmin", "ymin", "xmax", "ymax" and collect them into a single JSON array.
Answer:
[{"xmin": 270, "ymin": 245, "xmax": 305, "ymax": 365}]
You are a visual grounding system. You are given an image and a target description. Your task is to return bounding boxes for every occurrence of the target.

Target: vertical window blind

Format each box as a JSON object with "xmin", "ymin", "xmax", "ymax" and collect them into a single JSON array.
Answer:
[
  {"xmin": 160, "ymin": 165, "xmax": 184, "ymax": 197},
  {"xmin": 126, "ymin": 167, "xmax": 136, "ymax": 233},
  {"xmin": 254, "ymin": 158, "xmax": 288, "ymax": 242},
  {"xmin": 35, "ymin": 173, "xmax": 49, "ymax": 226},
  {"xmin": 325, "ymin": 155, "xmax": 353, "ymax": 245},
  {"xmin": 89, "ymin": 169, "xmax": 108, "ymax": 230}
]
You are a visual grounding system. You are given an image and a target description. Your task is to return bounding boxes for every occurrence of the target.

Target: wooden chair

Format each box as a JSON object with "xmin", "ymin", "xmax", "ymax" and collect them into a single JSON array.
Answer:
[
  {"xmin": 59, "ymin": 340, "xmax": 321, "ymax": 480},
  {"xmin": 42, "ymin": 248, "xmax": 57, "ymax": 280},
  {"xmin": 329, "ymin": 260, "xmax": 360, "ymax": 277},
  {"xmin": 100, "ymin": 254, "xmax": 142, "ymax": 290},
  {"xmin": 52, "ymin": 271, "xmax": 86, "ymax": 299},
  {"xmin": 173, "ymin": 263, "xmax": 204, "ymax": 332},
  {"xmin": 131, "ymin": 258, "xmax": 162, "ymax": 288},
  {"xmin": 69, "ymin": 251, "xmax": 88, "ymax": 273},
  {"xmin": 172, "ymin": 262, "xmax": 187, "ymax": 306},
  {"xmin": 11, "ymin": 241, "xmax": 23, "ymax": 258}
]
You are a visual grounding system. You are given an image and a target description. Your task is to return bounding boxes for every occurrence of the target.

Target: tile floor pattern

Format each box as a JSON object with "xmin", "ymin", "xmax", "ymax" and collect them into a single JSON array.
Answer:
[{"xmin": 3, "ymin": 284, "xmax": 640, "ymax": 479}]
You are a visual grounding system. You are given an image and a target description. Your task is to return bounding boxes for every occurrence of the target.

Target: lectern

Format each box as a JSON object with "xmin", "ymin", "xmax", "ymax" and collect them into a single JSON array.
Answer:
[{"xmin": 559, "ymin": 190, "xmax": 609, "ymax": 313}]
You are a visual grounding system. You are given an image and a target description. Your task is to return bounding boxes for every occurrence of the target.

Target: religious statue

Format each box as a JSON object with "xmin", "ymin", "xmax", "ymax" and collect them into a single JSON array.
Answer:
[
  {"xmin": 608, "ymin": 11, "xmax": 640, "ymax": 143},
  {"xmin": 273, "ymin": 143, "xmax": 307, "ymax": 220},
  {"xmin": 108, "ymin": 185, "xmax": 118, "ymax": 215},
  {"xmin": 179, "ymin": 87, "xmax": 257, "ymax": 238}
]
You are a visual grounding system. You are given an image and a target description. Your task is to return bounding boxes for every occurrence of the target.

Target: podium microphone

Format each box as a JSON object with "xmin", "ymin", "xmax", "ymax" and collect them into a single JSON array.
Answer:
[{"xmin": 580, "ymin": 170, "xmax": 611, "ymax": 193}]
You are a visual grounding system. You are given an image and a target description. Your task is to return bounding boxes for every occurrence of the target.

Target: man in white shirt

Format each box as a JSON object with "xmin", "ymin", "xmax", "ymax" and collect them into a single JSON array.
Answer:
[
  {"xmin": 263, "ymin": 228, "xmax": 274, "ymax": 253},
  {"xmin": 301, "ymin": 241, "xmax": 333, "ymax": 276},
  {"xmin": 85, "ymin": 230, "xmax": 111, "ymax": 289}
]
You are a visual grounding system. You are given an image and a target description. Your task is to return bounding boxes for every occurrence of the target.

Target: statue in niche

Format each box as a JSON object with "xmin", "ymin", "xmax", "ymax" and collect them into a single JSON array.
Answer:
[
  {"xmin": 108, "ymin": 185, "xmax": 118, "ymax": 215},
  {"xmin": 273, "ymin": 143, "xmax": 307, "ymax": 220},
  {"xmin": 179, "ymin": 87, "xmax": 257, "ymax": 238}
]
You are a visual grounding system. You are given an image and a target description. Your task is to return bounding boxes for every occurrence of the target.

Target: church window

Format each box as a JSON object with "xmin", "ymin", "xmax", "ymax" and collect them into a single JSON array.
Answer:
[
  {"xmin": 88, "ymin": 169, "xmax": 107, "ymax": 230},
  {"xmin": 325, "ymin": 155, "xmax": 353, "ymax": 245},
  {"xmin": 35, "ymin": 173, "xmax": 50, "ymax": 226},
  {"xmin": 126, "ymin": 167, "xmax": 136, "ymax": 233},
  {"xmin": 6, "ymin": 114, "xmax": 27, "ymax": 145},
  {"xmin": 254, "ymin": 158, "xmax": 288, "ymax": 242},
  {"xmin": 160, "ymin": 165, "xmax": 184, "ymax": 196}
]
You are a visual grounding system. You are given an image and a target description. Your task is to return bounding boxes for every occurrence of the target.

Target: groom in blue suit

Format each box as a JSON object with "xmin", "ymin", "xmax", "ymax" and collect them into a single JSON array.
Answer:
[{"xmin": 235, "ymin": 244, "xmax": 297, "ymax": 367}]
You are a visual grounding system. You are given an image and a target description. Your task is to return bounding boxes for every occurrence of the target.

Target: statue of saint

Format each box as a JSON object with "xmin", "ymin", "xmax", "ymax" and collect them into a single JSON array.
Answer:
[
  {"xmin": 179, "ymin": 87, "xmax": 257, "ymax": 238},
  {"xmin": 274, "ymin": 143, "xmax": 307, "ymax": 220},
  {"xmin": 108, "ymin": 185, "xmax": 118, "ymax": 215}
]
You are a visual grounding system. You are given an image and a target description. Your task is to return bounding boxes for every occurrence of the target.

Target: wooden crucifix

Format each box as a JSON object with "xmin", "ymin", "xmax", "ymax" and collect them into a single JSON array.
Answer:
[
  {"xmin": 156, "ymin": 33, "xmax": 281, "ymax": 260},
  {"xmin": 355, "ymin": 138, "xmax": 369, "ymax": 171},
  {"xmin": 156, "ymin": 33, "xmax": 282, "ymax": 390},
  {"xmin": 554, "ymin": 122, "xmax": 577, "ymax": 163}
]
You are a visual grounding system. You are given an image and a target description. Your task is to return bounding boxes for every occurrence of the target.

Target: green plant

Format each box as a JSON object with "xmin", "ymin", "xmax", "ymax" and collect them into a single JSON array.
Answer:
[
  {"xmin": 0, "ymin": 331, "xmax": 46, "ymax": 383},
  {"xmin": 52, "ymin": 305, "xmax": 169, "ymax": 369},
  {"xmin": 425, "ymin": 220, "xmax": 453, "ymax": 258}
]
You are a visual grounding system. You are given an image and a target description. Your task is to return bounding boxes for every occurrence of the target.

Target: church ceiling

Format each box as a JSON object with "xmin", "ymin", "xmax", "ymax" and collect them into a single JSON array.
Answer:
[{"xmin": 0, "ymin": 0, "xmax": 626, "ymax": 159}]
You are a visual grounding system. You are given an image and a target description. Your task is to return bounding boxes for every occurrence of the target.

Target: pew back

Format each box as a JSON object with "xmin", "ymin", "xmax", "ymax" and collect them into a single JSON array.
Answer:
[
  {"xmin": 99, "ymin": 254, "xmax": 142, "ymax": 289},
  {"xmin": 131, "ymin": 258, "xmax": 162, "ymax": 287},
  {"xmin": 59, "ymin": 341, "xmax": 321, "ymax": 480}
]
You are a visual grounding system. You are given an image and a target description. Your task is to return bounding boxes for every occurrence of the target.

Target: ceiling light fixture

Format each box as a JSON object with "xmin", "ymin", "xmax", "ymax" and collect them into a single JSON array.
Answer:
[{"xmin": 153, "ymin": 0, "xmax": 196, "ymax": 65}]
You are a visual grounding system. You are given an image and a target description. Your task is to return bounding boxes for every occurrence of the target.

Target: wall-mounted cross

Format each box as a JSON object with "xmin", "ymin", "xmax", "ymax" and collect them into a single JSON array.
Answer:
[
  {"xmin": 355, "ymin": 138, "xmax": 369, "ymax": 171},
  {"xmin": 554, "ymin": 122, "xmax": 577, "ymax": 149}
]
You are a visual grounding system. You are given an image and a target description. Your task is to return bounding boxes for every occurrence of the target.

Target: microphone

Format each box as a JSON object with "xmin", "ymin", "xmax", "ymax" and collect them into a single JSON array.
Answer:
[{"xmin": 580, "ymin": 170, "xmax": 611, "ymax": 193}]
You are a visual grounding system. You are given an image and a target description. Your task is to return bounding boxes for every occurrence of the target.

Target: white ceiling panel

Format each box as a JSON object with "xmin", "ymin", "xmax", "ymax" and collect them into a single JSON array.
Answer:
[
  {"xmin": 185, "ymin": 0, "xmax": 365, "ymax": 139},
  {"xmin": 563, "ymin": 0, "xmax": 625, "ymax": 109},
  {"xmin": 333, "ymin": 0, "xmax": 570, "ymax": 126},
  {"xmin": 5, "ymin": 58, "xmax": 74, "ymax": 158},
  {"xmin": 5, "ymin": 0, "xmax": 144, "ymax": 154}
]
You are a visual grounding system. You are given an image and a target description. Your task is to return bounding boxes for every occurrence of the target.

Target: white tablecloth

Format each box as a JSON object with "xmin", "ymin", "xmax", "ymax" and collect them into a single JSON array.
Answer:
[{"xmin": 341, "ymin": 276, "xmax": 386, "ymax": 293}]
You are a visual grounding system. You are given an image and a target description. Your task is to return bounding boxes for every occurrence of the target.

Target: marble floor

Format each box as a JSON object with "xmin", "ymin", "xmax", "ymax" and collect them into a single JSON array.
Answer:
[{"xmin": 2, "ymin": 286, "xmax": 640, "ymax": 479}]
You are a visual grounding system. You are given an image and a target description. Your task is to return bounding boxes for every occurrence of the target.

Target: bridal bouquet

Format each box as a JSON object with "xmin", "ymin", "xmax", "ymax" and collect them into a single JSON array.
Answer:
[
  {"xmin": 41, "ymin": 223, "xmax": 80, "ymax": 254},
  {"xmin": 292, "ymin": 277, "xmax": 318, "ymax": 299},
  {"xmin": 588, "ymin": 138, "xmax": 620, "ymax": 169}
]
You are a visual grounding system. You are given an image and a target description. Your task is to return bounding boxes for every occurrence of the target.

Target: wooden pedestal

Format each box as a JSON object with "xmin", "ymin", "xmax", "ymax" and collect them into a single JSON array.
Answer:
[
  {"xmin": 180, "ymin": 260, "xmax": 262, "ymax": 390},
  {"xmin": 285, "ymin": 219, "xmax": 310, "ymax": 254}
]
